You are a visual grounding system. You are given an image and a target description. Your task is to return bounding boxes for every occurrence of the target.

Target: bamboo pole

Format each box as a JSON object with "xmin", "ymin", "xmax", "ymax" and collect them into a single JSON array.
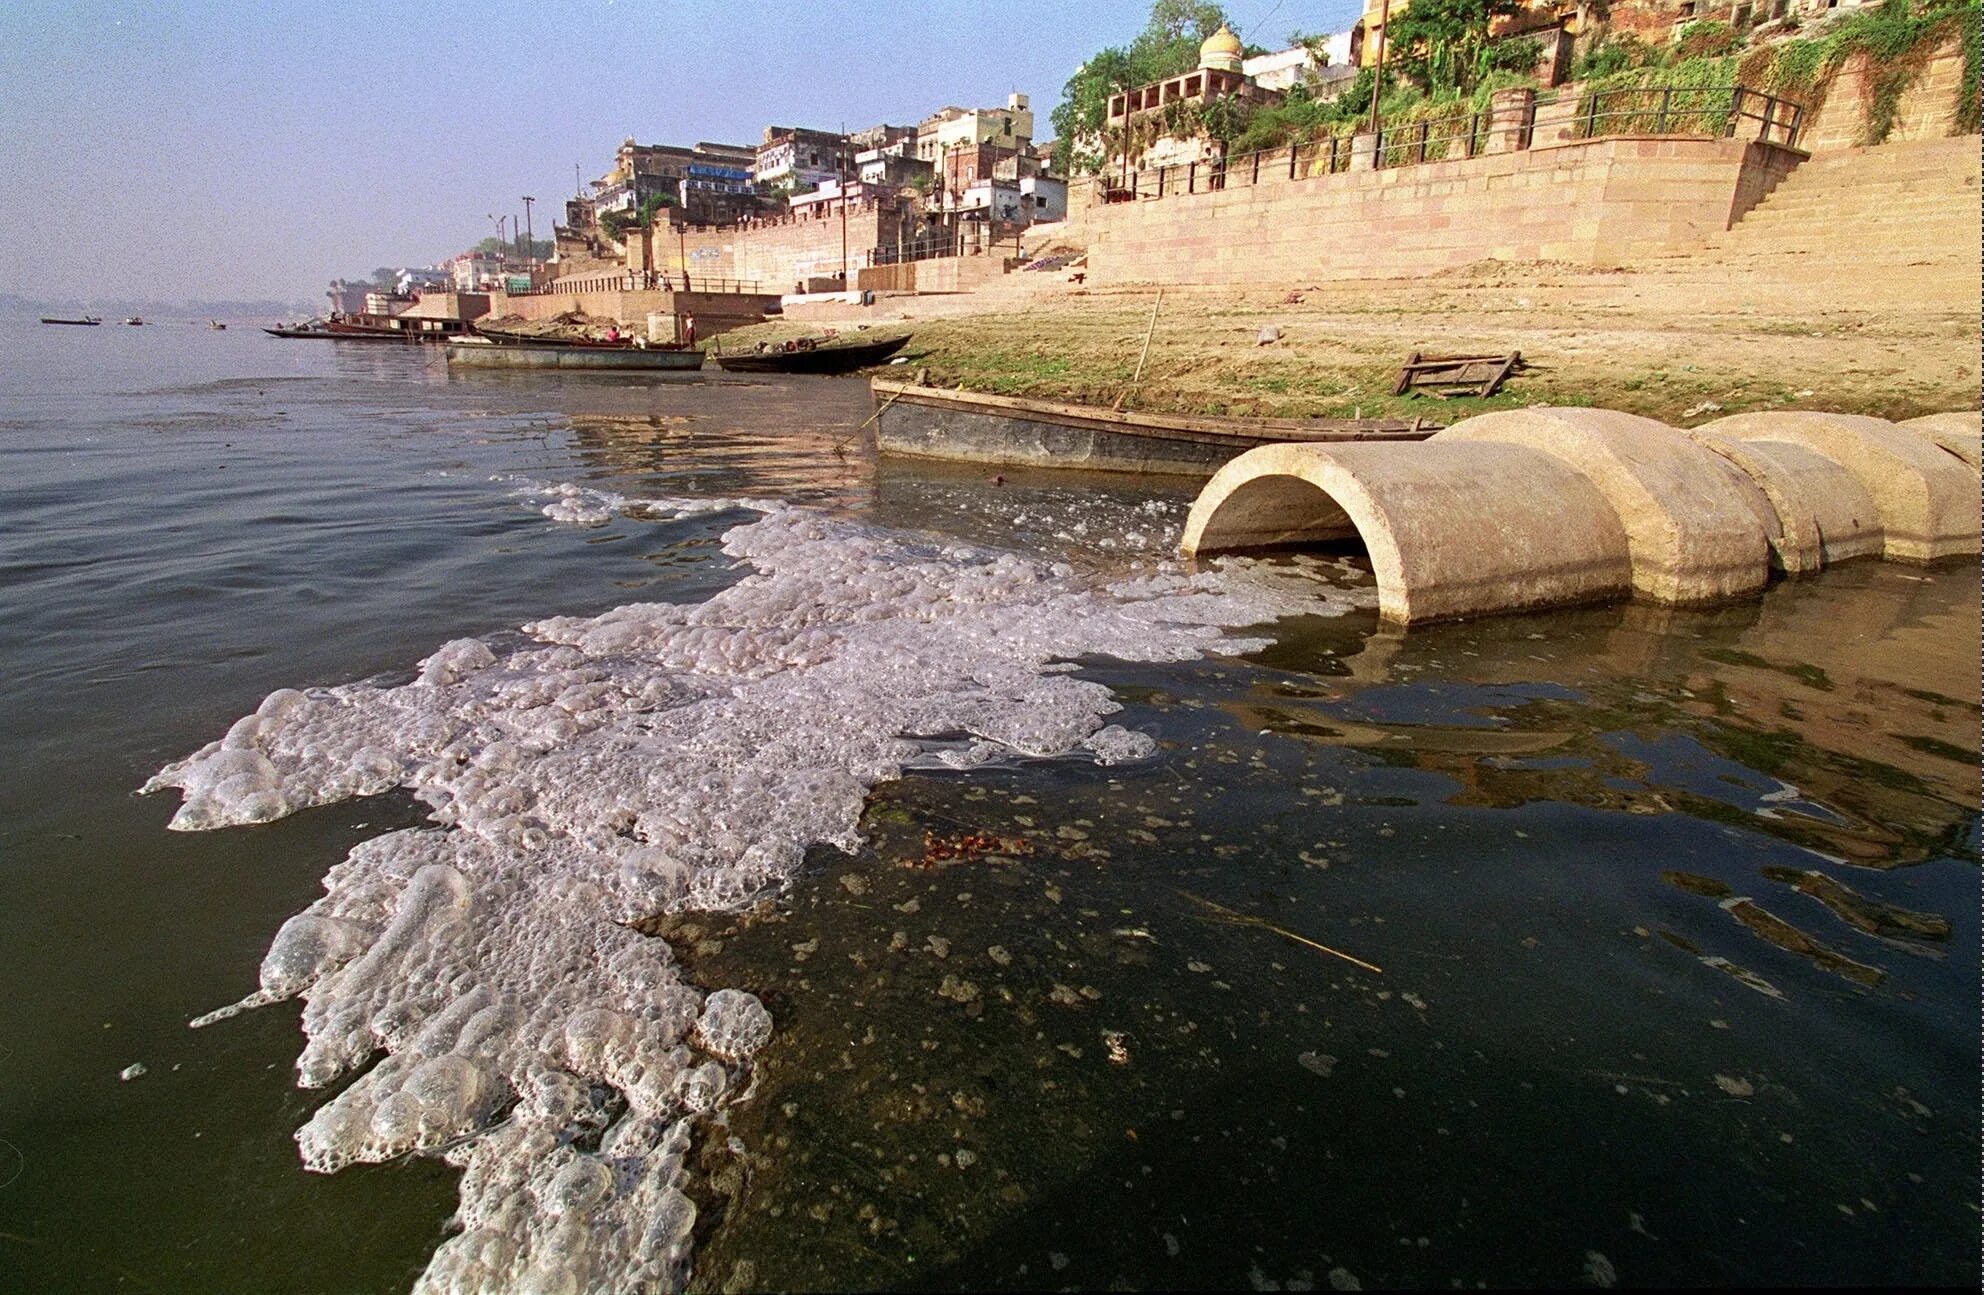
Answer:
[{"xmin": 1132, "ymin": 287, "xmax": 1163, "ymax": 384}]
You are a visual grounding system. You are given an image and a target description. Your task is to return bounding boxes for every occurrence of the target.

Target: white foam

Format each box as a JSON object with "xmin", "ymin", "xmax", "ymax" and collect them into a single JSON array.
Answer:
[
  {"xmin": 147, "ymin": 499, "xmax": 1372, "ymax": 1292},
  {"xmin": 503, "ymin": 477, "xmax": 776, "ymax": 530}
]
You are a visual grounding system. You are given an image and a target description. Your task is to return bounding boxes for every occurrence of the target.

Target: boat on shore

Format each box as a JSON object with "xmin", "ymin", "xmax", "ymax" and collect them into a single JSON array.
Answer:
[
  {"xmin": 870, "ymin": 379, "xmax": 1438, "ymax": 476},
  {"xmin": 712, "ymin": 333, "xmax": 912, "ymax": 375},
  {"xmin": 39, "ymin": 315, "xmax": 102, "ymax": 326},
  {"xmin": 444, "ymin": 336, "xmax": 704, "ymax": 371}
]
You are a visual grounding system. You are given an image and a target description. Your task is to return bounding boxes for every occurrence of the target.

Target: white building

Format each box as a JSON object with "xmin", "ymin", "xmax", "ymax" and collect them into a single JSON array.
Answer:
[
  {"xmin": 917, "ymin": 94, "xmax": 1035, "ymax": 163},
  {"xmin": 1019, "ymin": 175, "xmax": 1068, "ymax": 223}
]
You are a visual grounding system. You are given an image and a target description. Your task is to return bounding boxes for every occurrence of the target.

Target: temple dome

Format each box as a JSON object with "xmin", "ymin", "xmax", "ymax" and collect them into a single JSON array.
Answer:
[{"xmin": 1199, "ymin": 23, "xmax": 1244, "ymax": 72}]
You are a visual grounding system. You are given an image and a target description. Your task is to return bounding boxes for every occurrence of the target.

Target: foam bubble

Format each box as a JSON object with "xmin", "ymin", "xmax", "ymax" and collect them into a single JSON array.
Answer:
[{"xmin": 148, "ymin": 498, "xmax": 1372, "ymax": 1292}]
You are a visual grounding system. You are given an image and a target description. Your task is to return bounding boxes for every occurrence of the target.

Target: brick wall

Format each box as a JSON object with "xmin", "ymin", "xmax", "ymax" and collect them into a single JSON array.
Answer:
[
  {"xmin": 1797, "ymin": 37, "xmax": 1969, "ymax": 152},
  {"xmin": 490, "ymin": 288, "xmax": 779, "ymax": 336},
  {"xmin": 1084, "ymin": 135, "xmax": 1799, "ymax": 285},
  {"xmin": 669, "ymin": 208, "xmax": 909, "ymax": 293}
]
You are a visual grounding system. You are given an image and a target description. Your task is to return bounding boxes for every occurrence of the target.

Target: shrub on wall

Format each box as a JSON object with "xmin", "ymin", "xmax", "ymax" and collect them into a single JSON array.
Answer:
[{"xmin": 1741, "ymin": 0, "xmax": 1979, "ymax": 144}]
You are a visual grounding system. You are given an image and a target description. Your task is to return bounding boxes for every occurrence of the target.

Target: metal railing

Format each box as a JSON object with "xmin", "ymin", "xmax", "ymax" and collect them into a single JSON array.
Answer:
[
  {"xmin": 510, "ymin": 272, "xmax": 767, "ymax": 296},
  {"xmin": 1108, "ymin": 134, "xmax": 1359, "ymax": 201},
  {"xmin": 1569, "ymin": 85, "xmax": 1804, "ymax": 148},
  {"xmin": 1101, "ymin": 81, "xmax": 1804, "ymax": 206},
  {"xmin": 1373, "ymin": 107, "xmax": 1494, "ymax": 169}
]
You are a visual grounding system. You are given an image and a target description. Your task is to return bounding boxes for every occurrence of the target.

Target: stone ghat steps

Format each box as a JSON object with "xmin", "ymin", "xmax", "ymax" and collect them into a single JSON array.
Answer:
[
  {"xmin": 1635, "ymin": 137, "xmax": 1982, "ymax": 281},
  {"xmin": 1182, "ymin": 408, "xmax": 1981, "ymax": 626}
]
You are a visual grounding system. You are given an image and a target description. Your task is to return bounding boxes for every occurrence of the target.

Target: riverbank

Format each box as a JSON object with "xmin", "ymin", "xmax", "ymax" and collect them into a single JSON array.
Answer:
[{"xmin": 714, "ymin": 261, "xmax": 1979, "ymax": 425}]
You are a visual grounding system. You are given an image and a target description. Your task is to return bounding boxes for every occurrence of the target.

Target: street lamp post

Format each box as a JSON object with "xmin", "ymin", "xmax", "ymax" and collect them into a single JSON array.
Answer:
[{"xmin": 521, "ymin": 196, "xmax": 536, "ymax": 266}]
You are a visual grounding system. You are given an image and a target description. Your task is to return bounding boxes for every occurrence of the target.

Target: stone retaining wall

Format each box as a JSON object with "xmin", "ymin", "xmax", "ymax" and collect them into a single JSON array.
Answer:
[
  {"xmin": 1085, "ymin": 135, "xmax": 1805, "ymax": 285},
  {"xmin": 1797, "ymin": 37, "xmax": 1970, "ymax": 152}
]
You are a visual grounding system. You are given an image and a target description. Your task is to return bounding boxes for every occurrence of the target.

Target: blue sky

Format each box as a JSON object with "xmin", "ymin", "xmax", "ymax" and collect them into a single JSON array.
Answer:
[{"xmin": 0, "ymin": 0, "xmax": 1363, "ymax": 301}]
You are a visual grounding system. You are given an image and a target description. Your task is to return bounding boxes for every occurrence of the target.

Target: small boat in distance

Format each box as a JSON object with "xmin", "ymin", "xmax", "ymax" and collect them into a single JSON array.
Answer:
[
  {"xmin": 39, "ymin": 315, "xmax": 102, "ymax": 326},
  {"xmin": 123, "ymin": 317, "xmax": 144, "ymax": 326},
  {"xmin": 712, "ymin": 333, "xmax": 912, "ymax": 375},
  {"xmin": 208, "ymin": 320, "xmax": 227, "ymax": 331},
  {"xmin": 870, "ymin": 378, "xmax": 1437, "ymax": 477}
]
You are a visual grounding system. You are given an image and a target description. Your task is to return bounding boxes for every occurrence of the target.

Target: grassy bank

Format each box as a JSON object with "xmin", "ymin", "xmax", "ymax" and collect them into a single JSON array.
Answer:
[{"xmin": 714, "ymin": 265, "xmax": 1979, "ymax": 426}]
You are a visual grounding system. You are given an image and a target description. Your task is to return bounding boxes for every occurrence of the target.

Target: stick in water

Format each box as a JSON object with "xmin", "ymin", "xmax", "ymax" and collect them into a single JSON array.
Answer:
[{"xmin": 1176, "ymin": 890, "xmax": 1384, "ymax": 974}]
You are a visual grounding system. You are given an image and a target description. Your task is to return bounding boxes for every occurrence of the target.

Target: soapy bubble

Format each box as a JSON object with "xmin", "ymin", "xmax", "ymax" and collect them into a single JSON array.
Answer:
[{"xmin": 149, "ymin": 497, "xmax": 1372, "ymax": 1293}]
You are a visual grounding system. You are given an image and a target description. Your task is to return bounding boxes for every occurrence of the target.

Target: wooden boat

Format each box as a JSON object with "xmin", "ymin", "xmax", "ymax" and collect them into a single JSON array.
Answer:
[
  {"xmin": 264, "ymin": 323, "xmax": 398, "ymax": 340},
  {"xmin": 40, "ymin": 315, "xmax": 101, "ymax": 326},
  {"xmin": 870, "ymin": 379, "xmax": 1438, "ymax": 477},
  {"xmin": 471, "ymin": 325, "xmax": 659, "ymax": 350},
  {"xmin": 712, "ymin": 333, "xmax": 911, "ymax": 375},
  {"xmin": 208, "ymin": 321, "xmax": 227, "ymax": 330},
  {"xmin": 123, "ymin": 317, "xmax": 145, "ymax": 326},
  {"xmin": 444, "ymin": 336, "xmax": 704, "ymax": 371}
]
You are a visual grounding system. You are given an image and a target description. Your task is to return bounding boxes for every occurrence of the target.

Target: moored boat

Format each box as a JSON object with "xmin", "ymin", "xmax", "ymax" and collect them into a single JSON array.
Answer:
[
  {"xmin": 444, "ymin": 337, "xmax": 704, "ymax": 371},
  {"xmin": 870, "ymin": 379, "xmax": 1438, "ymax": 477},
  {"xmin": 39, "ymin": 315, "xmax": 102, "ymax": 326},
  {"xmin": 264, "ymin": 321, "xmax": 392, "ymax": 340},
  {"xmin": 713, "ymin": 333, "xmax": 912, "ymax": 375},
  {"xmin": 123, "ymin": 317, "xmax": 144, "ymax": 326}
]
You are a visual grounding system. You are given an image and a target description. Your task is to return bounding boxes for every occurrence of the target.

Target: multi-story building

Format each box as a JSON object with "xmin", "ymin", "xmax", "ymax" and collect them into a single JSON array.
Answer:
[
  {"xmin": 754, "ymin": 126, "xmax": 852, "ymax": 192},
  {"xmin": 916, "ymin": 95, "xmax": 1035, "ymax": 164},
  {"xmin": 1104, "ymin": 26, "xmax": 1288, "ymax": 175},
  {"xmin": 849, "ymin": 123, "xmax": 917, "ymax": 154},
  {"xmin": 857, "ymin": 148, "xmax": 935, "ymax": 188},
  {"xmin": 593, "ymin": 137, "xmax": 765, "ymax": 227}
]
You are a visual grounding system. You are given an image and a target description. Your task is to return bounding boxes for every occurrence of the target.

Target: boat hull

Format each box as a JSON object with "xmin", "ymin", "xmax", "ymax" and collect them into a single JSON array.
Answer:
[
  {"xmin": 713, "ymin": 335, "xmax": 910, "ymax": 375},
  {"xmin": 445, "ymin": 342, "xmax": 705, "ymax": 371},
  {"xmin": 40, "ymin": 317, "xmax": 101, "ymax": 326},
  {"xmin": 871, "ymin": 381, "xmax": 1435, "ymax": 477},
  {"xmin": 264, "ymin": 327, "xmax": 397, "ymax": 340}
]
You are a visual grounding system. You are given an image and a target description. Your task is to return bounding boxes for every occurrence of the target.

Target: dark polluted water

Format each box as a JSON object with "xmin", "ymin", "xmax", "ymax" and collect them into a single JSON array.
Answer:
[{"xmin": 0, "ymin": 323, "xmax": 1974, "ymax": 1291}]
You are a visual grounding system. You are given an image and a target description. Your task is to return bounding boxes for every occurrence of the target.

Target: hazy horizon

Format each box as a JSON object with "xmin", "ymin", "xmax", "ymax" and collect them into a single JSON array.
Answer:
[{"xmin": 1, "ymin": 0, "xmax": 1362, "ymax": 302}]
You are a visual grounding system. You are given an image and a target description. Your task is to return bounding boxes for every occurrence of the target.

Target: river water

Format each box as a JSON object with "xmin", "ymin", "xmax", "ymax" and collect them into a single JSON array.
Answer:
[{"xmin": 0, "ymin": 322, "xmax": 1975, "ymax": 1292}]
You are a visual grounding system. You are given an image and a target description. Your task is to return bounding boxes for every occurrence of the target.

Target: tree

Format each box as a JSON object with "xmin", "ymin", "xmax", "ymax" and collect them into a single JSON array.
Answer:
[
  {"xmin": 1050, "ymin": 0, "xmax": 1240, "ymax": 173},
  {"xmin": 370, "ymin": 266, "xmax": 399, "ymax": 289},
  {"xmin": 1384, "ymin": 0, "xmax": 1521, "ymax": 93},
  {"xmin": 473, "ymin": 236, "xmax": 552, "ymax": 259}
]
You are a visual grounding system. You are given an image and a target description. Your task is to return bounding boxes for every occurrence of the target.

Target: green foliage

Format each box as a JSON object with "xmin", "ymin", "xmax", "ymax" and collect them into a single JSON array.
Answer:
[
  {"xmin": 1486, "ymin": 36, "xmax": 1544, "ymax": 75},
  {"xmin": 1050, "ymin": 0, "xmax": 1238, "ymax": 173},
  {"xmin": 472, "ymin": 236, "xmax": 552, "ymax": 258},
  {"xmin": 1580, "ymin": 53, "xmax": 1741, "ymax": 135},
  {"xmin": 1574, "ymin": 34, "xmax": 1656, "ymax": 80},
  {"xmin": 1674, "ymin": 20, "xmax": 1740, "ymax": 60},
  {"xmin": 1385, "ymin": 0, "xmax": 1521, "ymax": 94},
  {"xmin": 1741, "ymin": 0, "xmax": 1977, "ymax": 144},
  {"xmin": 598, "ymin": 209, "xmax": 635, "ymax": 242}
]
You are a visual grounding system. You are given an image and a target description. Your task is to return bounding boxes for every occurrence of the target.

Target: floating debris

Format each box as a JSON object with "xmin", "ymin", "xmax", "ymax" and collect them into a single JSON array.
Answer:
[
  {"xmin": 1759, "ymin": 867, "xmax": 1951, "ymax": 941},
  {"xmin": 1721, "ymin": 897, "xmax": 1886, "ymax": 987},
  {"xmin": 1177, "ymin": 891, "xmax": 1383, "ymax": 975},
  {"xmin": 1661, "ymin": 870, "xmax": 1733, "ymax": 899}
]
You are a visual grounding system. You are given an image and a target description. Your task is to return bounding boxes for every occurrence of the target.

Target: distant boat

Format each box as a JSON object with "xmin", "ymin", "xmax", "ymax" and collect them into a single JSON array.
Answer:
[
  {"xmin": 208, "ymin": 320, "xmax": 227, "ymax": 331},
  {"xmin": 123, "ymin": 317, "xmax": 144, "ymax": 326},
  {"xmin": 39, "ymin": 315, "xmax": 102, "ymax": 326},
  {"xmin": 712, "ymin": 333, "xmax": 912, "ymax": 375}
]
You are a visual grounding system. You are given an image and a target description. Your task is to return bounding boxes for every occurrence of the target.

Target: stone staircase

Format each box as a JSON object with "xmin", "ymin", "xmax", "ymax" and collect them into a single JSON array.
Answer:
[{"xmin": 1649, "ymin": 136, "xmax": 1981, "ymax": 309}]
